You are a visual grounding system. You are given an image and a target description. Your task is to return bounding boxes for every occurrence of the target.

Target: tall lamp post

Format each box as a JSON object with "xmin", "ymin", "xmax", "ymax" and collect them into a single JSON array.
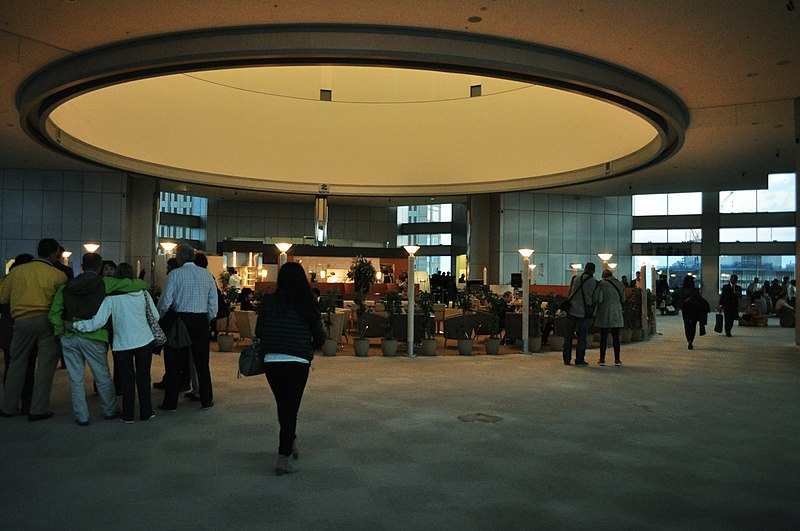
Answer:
[
  {"xmin": 597, "ymin": 252, "xmax": 613, "ymax": 272},
  {"xmin": 518, "ymin": 248, "xmax": 534, "ymax": 354},
  {"xmin": 275, "ymin": 243, "xmax": 292, "ymax": 267},
  {"xmin": 160, "ymin": 241, "xmax": 177, "ymax": 256},
  {"xmin": 403, "ymin": 245, "xmax": 420, "ymax": 358}
]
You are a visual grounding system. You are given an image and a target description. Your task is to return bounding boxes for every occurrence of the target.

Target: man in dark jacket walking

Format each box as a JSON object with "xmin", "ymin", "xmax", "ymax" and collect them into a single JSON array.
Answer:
[{"xmin": 719, "ymin": 274, "xmax": 742, "ymax": 337}]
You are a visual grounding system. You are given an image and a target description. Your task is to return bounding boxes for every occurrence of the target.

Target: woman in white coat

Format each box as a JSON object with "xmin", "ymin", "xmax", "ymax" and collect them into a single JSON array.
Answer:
[
  {"xmin": 594, "ymin": 269, "xmax": 626, "ymax": 366},
  {"xmin": 70, "ymin": 263, "xmax": 157, "ymax": 423}
]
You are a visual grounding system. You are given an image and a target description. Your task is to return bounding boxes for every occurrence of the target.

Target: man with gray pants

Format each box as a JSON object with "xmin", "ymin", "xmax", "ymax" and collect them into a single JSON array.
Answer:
[{"xmin": 0, "ymin": 238, "xmax": 67, "ymax": 420}]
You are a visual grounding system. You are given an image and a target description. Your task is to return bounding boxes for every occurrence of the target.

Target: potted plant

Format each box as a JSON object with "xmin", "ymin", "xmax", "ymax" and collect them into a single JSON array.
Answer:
[
  {"xmin": 347, "ymin": 256, "xmax": 376, "ymax": 295},
  {"xmin": 528, "ymin": 294, "xmax": 544, "ymax": 353},
  {"xmin": 380, "ymin": 290, "xmax": 402, "ymax": 357},
  {"xmin": 353, "ymin": 291, "xmax": 371, "ymax": 357},
  {"xmin": 417, "ymin": 291, "xmax": 437, "ymax": 356},
  {"xmin": 456, "ymin": 289, "xmax": 474, "ymax": 315},
  {"xmin": 217, "ymin": 286, "xmax": 239, "ymax": 352},
  {"xmin": 456, "ymin": 323, "xmax": 473, "ymax": 355},
  {"xmin": 483, "ymin": 291, "xmax": 504, "ymax": 355},
  {"xmin": 319, "ymin": 290, "xmax": 339, "ymax": 356},
  {"xmin": 548, "ymin": 293, "xmax": 568, "ymax": 351}
]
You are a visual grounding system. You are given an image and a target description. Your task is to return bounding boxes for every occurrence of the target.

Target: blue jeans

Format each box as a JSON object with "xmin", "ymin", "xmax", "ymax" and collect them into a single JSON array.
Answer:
[
  {"xmin": 61, "ymin": 334, "xmax": 117, "ymax": 421},
  {"xmin": 562, "ymin": 314, "xmax": 590, "ymax": 364}
]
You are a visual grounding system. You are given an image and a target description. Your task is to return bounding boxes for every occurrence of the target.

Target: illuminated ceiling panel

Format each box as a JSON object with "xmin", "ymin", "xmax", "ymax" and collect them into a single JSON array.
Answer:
[{"xmin": 20, "ymin": 25, "xmax": 687, "ymax": 196}]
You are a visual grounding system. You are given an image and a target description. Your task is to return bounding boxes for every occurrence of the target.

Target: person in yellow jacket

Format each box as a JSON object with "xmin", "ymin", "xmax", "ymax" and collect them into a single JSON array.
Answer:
[{"xmin": 0, "ymin": 239, "xmax": 67, "ymax": 420}]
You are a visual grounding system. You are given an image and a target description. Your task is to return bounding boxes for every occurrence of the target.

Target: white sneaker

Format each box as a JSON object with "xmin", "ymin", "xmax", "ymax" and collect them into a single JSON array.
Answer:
[{"xmin": 275, "ymin": 455, "xmax": 298, "ymax": 476}]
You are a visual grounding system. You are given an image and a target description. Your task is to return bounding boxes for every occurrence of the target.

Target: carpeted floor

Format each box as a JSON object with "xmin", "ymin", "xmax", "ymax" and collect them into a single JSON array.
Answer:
[{"xmin": 1, "ymin": 316, "xmax": 798, "ymax": 530}]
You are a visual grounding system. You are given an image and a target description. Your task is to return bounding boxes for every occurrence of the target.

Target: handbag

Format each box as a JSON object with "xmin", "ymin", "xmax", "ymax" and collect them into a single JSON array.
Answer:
[
  {"xmin": 166, "ymin": 314, "xmax": 192, "ymax": 348},
  {"xmin": 238, "ymin": 340, "xmax": 265, "ymax": 377},
  {"xmin": 714, "ymin": 312, "xmax": 723, "ymax": 333},
  {"xmin": 143, "ymin": 292, "xmax": 167, "ymax": 347}
]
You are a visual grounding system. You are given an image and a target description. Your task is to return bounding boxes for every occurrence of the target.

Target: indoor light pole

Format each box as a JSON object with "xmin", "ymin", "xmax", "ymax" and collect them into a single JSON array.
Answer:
[
  {"xmin": 519, "ymin": 248, "xmax": 534, "ymax": 354},
  {"xmin": 597, "ymin": 252, "xmax": 613, "ymax": 272},
  {"xmin": 404, "ymin": 245, "xmax": 420, "ymax": 358},
  {"xmin": 275, "ymin": 243, "xmax": 292, "ymax": 267}
]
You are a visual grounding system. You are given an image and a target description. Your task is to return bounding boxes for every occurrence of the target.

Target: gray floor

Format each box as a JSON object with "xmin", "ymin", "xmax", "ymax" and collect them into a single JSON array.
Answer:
[{"xmin": 1, "ymin": 316, "xmax": 798, "ymax": 530}]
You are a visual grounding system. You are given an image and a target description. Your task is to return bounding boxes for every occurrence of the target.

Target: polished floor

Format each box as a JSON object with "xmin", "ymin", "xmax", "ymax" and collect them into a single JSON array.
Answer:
[{"xmin": 1, "ymin": 316, "xmax": 798, "ymax": 530}]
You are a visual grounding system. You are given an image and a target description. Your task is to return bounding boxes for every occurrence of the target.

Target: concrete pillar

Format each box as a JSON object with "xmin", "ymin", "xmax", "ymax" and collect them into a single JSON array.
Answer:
[
  {"xmin": 467, "ymin": 195, "xmax": 500, "ymax": 283},
  {"xmin": 795, "ymin": 97, "xmax": 799, "ymax": 345},
  {"xmin": 700, "ymin": 192, "xmax": 720, "ymax": 307},
  {"xmin": 126, "ymin": 175, "xmax": 159, "ymax": 288}
]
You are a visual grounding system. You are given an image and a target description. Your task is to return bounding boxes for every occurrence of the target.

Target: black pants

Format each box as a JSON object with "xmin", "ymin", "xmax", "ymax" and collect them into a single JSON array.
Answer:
[
  {"xmin": 116, "ymin": 343, "xmax": 154, "ymax": 421},
  {"xmin": 683, "ymin": 316, "xmax": 698, "ymax": 344},
  {"xmin": 723, "ymin": 308, "xmax": 737, "ymax": 336},
  {"xmin": 163, "ymin": 313, "xmax": 212, "ymax": 409},
  {"xmin": 265, "ymin": 362, "xmax": 310, "ymax": 456},
  {"xmin": 599, "ymin": 327, "xmax": 620, "ymax": 361}
]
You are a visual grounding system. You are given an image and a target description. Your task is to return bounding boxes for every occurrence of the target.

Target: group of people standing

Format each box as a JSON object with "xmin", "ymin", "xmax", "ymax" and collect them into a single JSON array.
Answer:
[
  {"xmin": 0, "ymin": 239, "xmax": 219, "ymax": 425},
  {"xmin": 1, "ymin": 238, "xmax": 316, "ymax": 477}
]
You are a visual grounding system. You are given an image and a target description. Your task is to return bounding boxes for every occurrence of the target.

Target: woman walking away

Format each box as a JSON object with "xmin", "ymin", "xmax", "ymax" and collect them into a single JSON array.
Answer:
[
  {"xmin": 679, "ymin": 275, "xmax": 709, "ymax": 350},
  {"xmin": 70, "ymin": 263, "xmax": 157, "ymax": 423},
  {"xmin": 595, "ymin": 269, "xmax": 625, "ymax": 366},
  {"xmin": 255, "ymin": 262, "xmax": 324, "ymax": 475}
]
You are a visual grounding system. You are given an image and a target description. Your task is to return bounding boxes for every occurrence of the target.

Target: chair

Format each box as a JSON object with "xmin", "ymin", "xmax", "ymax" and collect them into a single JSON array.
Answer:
[
  {"xmin": 433, "ymin": 303, "xmax": 446, "ymax": 334},
  {"xmin": 233, "ymin": 310, "xmax": 257, "ymax": 344},
  {"xmin": 503, "ymin": 312, "xmax": 522, "ymax": 344},
  {"xmin": 471, "ymin": 310, "xmax": 494, "ymax": 340},
  {"xmin": 360, "ymin": 312, "xmax": 390, "ymax": 338},
  {"xmin": 392, "ymin": 313, "xmax": 426, "ymax": 344},
  {"xmin": 442, "ymin": 313, "xmax": 474, "ymax": 348}
]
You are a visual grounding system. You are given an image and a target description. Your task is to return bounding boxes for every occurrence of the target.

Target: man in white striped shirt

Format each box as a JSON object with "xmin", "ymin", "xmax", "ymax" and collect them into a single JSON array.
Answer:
[{"xmin": 157, "ymin": 244, "xmax": 218, "ymax": 410}]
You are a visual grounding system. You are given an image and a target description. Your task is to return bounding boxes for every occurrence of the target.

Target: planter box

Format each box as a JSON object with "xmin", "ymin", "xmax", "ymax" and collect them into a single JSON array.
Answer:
[
  {"xmin": 457, "ymin": 339, "xmax": 474, "ymax": 356},
  {"xmin": 353, "ymin": 338, "xmax": 370, "ymax": 357},
  {"xmin": 549, "ymin": 336, "xmax": 565, "ymax": 351},
  {"xmin": 381, "ymin": 339, "xmax": 398, "ymax": 357},
  {"xmin": 485, "ymin": 337, "xmax": 501, "ymax": 355},
  {"xmin": 420, "ymin": 338, "xmax": 437, "ymax": 356},
  {"xmin": 528, "ymin": 336, "xmax": 542, "ymax": 353},
  {"xmin": 217, "ymin": 334, "xmax": 235, "ymax": 352},
  {"xmin": 321, "ymin": 338, "xmax": 338, "ymax": 356}
]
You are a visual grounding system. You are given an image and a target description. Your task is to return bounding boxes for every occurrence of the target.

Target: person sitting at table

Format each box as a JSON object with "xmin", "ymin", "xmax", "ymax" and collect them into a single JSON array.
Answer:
[{"xmin": 239, "ymin": 287, "xmax": 255, "ymax": 311}]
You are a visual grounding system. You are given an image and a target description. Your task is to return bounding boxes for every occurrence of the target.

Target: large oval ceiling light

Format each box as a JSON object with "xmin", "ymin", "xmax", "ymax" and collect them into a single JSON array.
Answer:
[{"xmin": 19, "ymin": 25, "xmax": 687, "ymax": 197}]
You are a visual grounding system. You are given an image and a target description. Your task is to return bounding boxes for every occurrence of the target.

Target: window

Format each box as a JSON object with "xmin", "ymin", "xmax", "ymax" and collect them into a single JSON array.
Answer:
[
  {"xmin": 633, "ymin": 192, "xmax": 702, "ymax": 216},
  {"xmin": 720, "ymin": 173, "xmax": 796, "ymax": 213},
  {"xmin": 632, "ymin": 229, "xmax": 701, "ymax": 243},
  {"xmin": 632, "ymin": 255, "xmax": 702, "ymax": 290},
  {"xmin": 397, "ymin": 234, "xmax": 451, "ymax": 246},
  {"xmin": 720, "ymin": 255, "xmax": 795, "ymax": 292},
  {"xmin": 719, "ymin": 227, "xmax": 795, "ymax": 242},
  {"xmin": 397, "ymin": 204, "xmax": 452, "ymax": 224}
]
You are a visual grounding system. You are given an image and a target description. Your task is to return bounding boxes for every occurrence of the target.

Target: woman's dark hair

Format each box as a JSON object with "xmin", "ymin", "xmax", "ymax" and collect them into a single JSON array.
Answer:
[
  {"xmin": 101, "ymin": 260, "xmax": 117, "ymax": 277},
  {"xmin": 114, "ymin": 262, "xmax": 136, "ymax": 280},
  {"xmin": 682, "ymin": 275, "xmax": 696, "ymax": 289},
  {"xmin": 239, "ymin": 287, "xmax": 253, "ymax": 300},
  {"xmin": 272, "ymin": 262, "xmax": 318, "ymax": 322}
]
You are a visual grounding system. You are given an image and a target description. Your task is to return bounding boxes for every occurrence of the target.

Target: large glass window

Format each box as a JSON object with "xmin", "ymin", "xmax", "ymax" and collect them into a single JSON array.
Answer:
[
  {"xmin": 397, "ymin": 204, "xmax": 452, "ymax": 224},
  {"xmin": 632, "ymin": 192, "xmax": 702, "ymax": 216},
  {"xmin": 720, "ymin": 227, "xmax": 796, "ymax": 242},
  {"xmin": 397, "ymin": 234, "xmax": 452, "ymax": 246},
  {"xmin": 632, "ymin": 229, "xmax": 701, "ymax": 243},
  {"xmin": 720, "ymin": 255, "xmax": 795, "ymax": 292},
  {"xmin": 720, "ymin": 173, "xmax": 796, "ymax": 213},
  {"xmin": 632, "ymin": 255, "xmax": 702, "ymax": 290}
]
